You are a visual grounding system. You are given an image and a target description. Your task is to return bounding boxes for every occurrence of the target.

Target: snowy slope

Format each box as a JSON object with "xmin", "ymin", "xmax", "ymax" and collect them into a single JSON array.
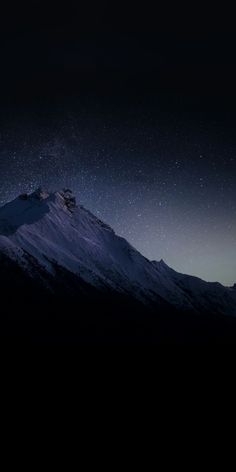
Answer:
[
  {"xmin": 0, "ymin": 188, "xmax": 235, "ymax": 316},
  {"xmin": 152, "ymin": 260, "xmax": 236, "ymax": 316}
]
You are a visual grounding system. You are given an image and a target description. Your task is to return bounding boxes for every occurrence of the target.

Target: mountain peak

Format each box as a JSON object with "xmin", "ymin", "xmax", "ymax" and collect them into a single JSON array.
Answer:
[
  {"xmin": 159, "ymin": 258, "xmax": 167, "ymax": 266},
  {"xmin": 0, "ymin": 187, "xmax": 78, "ymax": 236},
  {"xmin": 17, "ymin": 187, "xmax": 77, "ymax": 211},
  {"xmin": 152, "ymin": 259, "xmax": 169, "ymax": 270},
  {"xmin": 30, "ymin": 187, "xmax": 50, "ymax": 200},
  {"xmin": 18, "ymin": 187, "xmax": 50, "ymax": 201}
]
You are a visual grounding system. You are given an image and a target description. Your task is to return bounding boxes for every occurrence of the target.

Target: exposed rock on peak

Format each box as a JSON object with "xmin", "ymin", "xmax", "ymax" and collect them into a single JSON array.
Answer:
[
  {"xmin": 30, "ymin": 188, "xmax": 50, "ymax": 200},
  {"xmin": 58, "ymin": 189, "xmax": 76, "ymax": 211}
]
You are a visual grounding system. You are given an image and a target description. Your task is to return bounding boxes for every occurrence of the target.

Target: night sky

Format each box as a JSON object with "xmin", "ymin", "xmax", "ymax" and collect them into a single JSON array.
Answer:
[{"xmin": 0, "ymin": 3, "xmax": 235, "ymax": 285}]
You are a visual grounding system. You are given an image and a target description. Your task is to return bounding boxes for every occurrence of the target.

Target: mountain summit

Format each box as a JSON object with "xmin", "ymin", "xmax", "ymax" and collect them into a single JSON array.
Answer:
[{"xmin": 0, "ymin": 189, "xmax": 235, "ymax": 319}]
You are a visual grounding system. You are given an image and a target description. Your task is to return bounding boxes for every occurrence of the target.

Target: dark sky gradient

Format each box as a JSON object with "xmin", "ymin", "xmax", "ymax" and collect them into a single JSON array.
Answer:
[{"xmin": 0, "ymin": 3, "xmax": 235, "ymax": 284}]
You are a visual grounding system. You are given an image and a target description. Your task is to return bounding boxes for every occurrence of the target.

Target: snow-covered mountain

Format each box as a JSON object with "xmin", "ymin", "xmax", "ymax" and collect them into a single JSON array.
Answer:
[{"xmin": 0, "ymin": 188, "xmax": 235, "ymax": 317}]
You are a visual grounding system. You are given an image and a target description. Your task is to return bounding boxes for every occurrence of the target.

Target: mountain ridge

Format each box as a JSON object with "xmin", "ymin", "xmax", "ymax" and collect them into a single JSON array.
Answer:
[{"xmin": 0, "ymin": 188, "xmax": 235, "ymax": 318}]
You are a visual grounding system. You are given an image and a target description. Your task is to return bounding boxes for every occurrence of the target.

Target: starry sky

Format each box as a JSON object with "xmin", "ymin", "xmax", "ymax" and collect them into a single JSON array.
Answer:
[{"xmin": 0, "ymin": 3, "xmax": 235, "ymax": 285}]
